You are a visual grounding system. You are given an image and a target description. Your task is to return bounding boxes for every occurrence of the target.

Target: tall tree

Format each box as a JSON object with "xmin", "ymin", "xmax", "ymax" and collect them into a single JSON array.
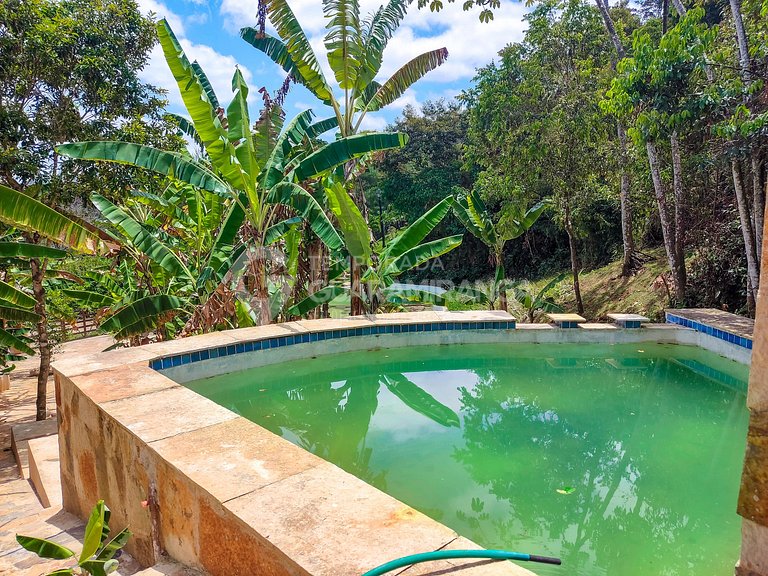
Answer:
[
  {"xmin": 462, "ymin": 0, "xmax": 615, "ymax": 314},
  {"xmin": 0, "ymin": 0, "xmax": 171, "ymax": 415}
]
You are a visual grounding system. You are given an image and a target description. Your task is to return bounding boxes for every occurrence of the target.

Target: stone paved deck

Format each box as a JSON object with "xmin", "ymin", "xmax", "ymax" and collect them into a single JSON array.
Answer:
[
  {"xmin": 667, "ymin": 308, "xmax": 754, "ymax": 339},
  {"xmin": 0, "ymin": 336, "xmax": 199, "ymax": 576}
]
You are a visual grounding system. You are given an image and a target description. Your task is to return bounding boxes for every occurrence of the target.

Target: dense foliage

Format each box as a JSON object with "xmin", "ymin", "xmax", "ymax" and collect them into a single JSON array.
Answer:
[{"xmin": 378, "ymin": 0, "xmax": 767, "ymax": 315}]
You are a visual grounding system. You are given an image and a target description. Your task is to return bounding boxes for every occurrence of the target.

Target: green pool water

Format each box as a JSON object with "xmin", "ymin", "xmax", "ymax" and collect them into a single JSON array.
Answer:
[{"xmin": 186, "ymin": 342, "xmax": 749, "ymax": 576}]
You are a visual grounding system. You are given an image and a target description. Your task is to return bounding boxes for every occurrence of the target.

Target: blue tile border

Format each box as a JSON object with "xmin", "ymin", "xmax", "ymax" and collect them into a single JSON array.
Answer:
[
  {"xmin": 665, "ymin": 312, "xmax": 752, "ymax": 350},
  {"xmin": 149, "ymin": 319, "xmax": 517, "ymax": 371}
]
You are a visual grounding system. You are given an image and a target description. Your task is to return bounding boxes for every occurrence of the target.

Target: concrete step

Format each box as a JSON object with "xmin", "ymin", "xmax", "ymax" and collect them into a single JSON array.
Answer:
[
  {"xmin": 28, "ymin": 434, "xmax": 61, "ymax": 508},
  {"xmin": 11, "ymin": 417, "xmax": 57, "ymax": 479}
]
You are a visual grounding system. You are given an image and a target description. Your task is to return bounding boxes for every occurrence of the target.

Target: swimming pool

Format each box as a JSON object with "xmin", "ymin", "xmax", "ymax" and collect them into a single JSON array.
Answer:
[{"xmin": 187, "ymin": 341, "xmax": 748, "ymax": 576}]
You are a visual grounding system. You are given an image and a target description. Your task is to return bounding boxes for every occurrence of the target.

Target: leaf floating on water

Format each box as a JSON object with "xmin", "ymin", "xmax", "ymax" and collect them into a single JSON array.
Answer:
[{"xmin": 556, "ymin": 486, "xmax": 575, "ymax": 495}]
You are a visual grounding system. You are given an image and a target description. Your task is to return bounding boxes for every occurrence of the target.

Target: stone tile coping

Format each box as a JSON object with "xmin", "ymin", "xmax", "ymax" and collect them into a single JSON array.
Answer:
[
  {"xmin": 666, "ymin": 309, "xmax": 753, "ymax": 350},
  {"xmin": 607, "ymin": 313, "xmax": 649, "ymax": 328},
  {"xmin": 54, "ymin": 341, "xmax": 536, "ymax": 575},
  {"xmin": 148, "ymin": 311, "xmax": 517, "ymax": 372},
  {"xmin": 546, "ymin": 313, "xmax": 586, "ymax": 328}
]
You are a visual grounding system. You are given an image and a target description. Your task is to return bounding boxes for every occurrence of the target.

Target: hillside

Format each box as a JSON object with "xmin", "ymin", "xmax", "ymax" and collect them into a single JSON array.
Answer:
[{"xmin": 546, "ymin": 249, "xmax": 672, "ymax": 322}]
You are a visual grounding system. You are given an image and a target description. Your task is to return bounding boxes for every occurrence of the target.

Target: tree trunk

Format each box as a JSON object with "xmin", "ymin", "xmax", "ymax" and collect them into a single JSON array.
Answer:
[
  {"xmin": 728, "ymin": 0, "xmax": 751, "ymax": 82},
  {"xmin": 320, "ymin": 245, "xmax": 330, "ymax": 319},
  {"xmin": 670, "ymin": 132, "xmax": 687, "ymax": 297},
  {"xmin": 564, "ymin": 206, "xmax": 584, "ymax": 315},
  {"xmin": 595, "ymin": 0, "xmax": 625, "ymax": 58},
  {"xmin": 670, "ymin": 0, "xmax": 686, "ymax": 17},
  {"xmin": 593, "ymin": 2, "xmax": 637, "ymax": 277},
  {"xmin": 249, "ymin": 245, "xmax": 271, "ymax": 326},
  {"xmin": 307, "ymin": 238, "xmax": 324, "ymax": 320},
  {"xmin": 350, "ymin": 256, "xmax": 364, "ymax": 316},
  {"xmin": 732, "ymin": 158, "xmax": 760, "ymax": 302},
  {"xmin": 646, "ymin": 140, "xmax": 683, "ymax": 302},
  {"xmin": 618, "ymin": 124, "xmax": 636, "ymax": 276},
  {"xmin": 30, "ymin": 258, "xmax": 49, "ymax": 421},
  {"xmin": 752, "ymin": 156, "xmax": 764, "ymax": 261}
]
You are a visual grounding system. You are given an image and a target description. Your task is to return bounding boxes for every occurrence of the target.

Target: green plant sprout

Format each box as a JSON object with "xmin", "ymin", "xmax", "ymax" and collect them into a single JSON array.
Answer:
[{"xmin": 16, "ymin": 500, "xmax": 131, "ymax": 576}]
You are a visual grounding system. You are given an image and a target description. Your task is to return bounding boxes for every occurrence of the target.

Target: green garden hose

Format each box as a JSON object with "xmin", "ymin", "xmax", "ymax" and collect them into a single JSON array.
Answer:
[{"xmin": 362, "ymin": 549, "xmax": 561, "ymax": 576}]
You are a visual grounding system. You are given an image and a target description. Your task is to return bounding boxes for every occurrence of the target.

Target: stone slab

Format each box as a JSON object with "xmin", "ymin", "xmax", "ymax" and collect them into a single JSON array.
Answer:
[
  {"xmin": 67, "ymin": 364, "xmax": 179, "ymax": 405},
  {"xmin": 51, "ymin": 347, "xmax": 159, "ymax": 378},
  {"xmin": 225, "ymin": 461, "xmax": 465, "ymax": 576},
  {"xmin": 579, "ymin": 323, "xmax": 618, "ymax": 330},
  {"xmin": 546, "ymin": 313, "xmax": 586, "ymax": 323},
  {"xmin": 607, "ymin": 313, "xmax": 650, "ymax": 322},
  {"xmin": 149, "ymin": 417, "xmax": 325, "ymax": 503},
  {"xmin": 436, "ymin": 310, "xmax": 515, "ymax": 322},
  {"xmin": 667, "ymin": 308, "xmax": 754, "ymax": 339},
  {"xmin": 102, "ymin": 386, "xmax": 238, "ymax": 443},
  {"xmin": 11, "ymin": 418, "xmax": 57, "ymax": 479},
  {"xmin": 27, "ymin": 434, "xmax": 61, "ymax": 508}
]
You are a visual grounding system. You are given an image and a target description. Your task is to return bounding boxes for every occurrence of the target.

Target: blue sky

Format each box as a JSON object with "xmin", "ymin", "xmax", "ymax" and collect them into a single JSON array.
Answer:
[{"xmin": 138, "ymin": 0, "xmax": 532, "ymax": 129}]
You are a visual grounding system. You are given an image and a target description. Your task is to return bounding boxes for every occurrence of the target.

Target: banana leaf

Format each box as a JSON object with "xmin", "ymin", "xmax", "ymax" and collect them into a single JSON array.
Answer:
[
  {"xmin": 293, "ymin": 132, "xmax": 408, "ymax": 181},
  {"xmin": 156, "ymin": 20, "xmax": 247, "ymax": 192},
  {"xmin": 0, "ymin": 328, "xmax": 36, "ymax": 356},
  {"xmin": 305, "ymin": 116, "xmax": 339, "ymax": 139},
  {"xmin": 0, "ymin": 304, "xmax": 41, "ymax": 323},
  {"xmin": 364, "ymin": 48, "xmax": 449, "ymax": 112},
  {"xmin": 61, "ymin": 290, "xmax": 118, "ymax": 308},
  {"xmin": 385, "ymin": 235, "xmax": 463, "ymax": 276},
  {"xmin": 265, "ymin": 217, "xmax": 302, "ymax": 245},
  {"xmin": 92, "ymin": 194, "xmax": 191, "ymax": 280},
  {"xmin": 0, "ymin": 280, "xmax": 35, "ymax": 308},
  {"xmin": 380, "ymin": 374, "xmax": 460, "ymax": 427},
  {"xmin": 100, "ymin": 295, "xmax": 184, "ymax": 340},
  {"xmin": 384, "ymin": 196, "xmax": 453, "ymax": 259},
  {"xmin": 325, "ymin": 182, "xmax": 370, "ymax": 262},
  {"xmin": 58, "ymin": 142, "xmax": 229, "ymax": 197},
  {"xmin": 0, "ymin": 185, "xmax": 96, "ymax": 253},
  {"xmin": 269, "ymin": 182, "xmax": 343, "ymax": 251},
  {"xmin": 15, "ymin": 535, "xmax": 74, "ymax": 560},
  {"xmin": 324, "ymin": 0, "xmax": 365, "ymax": 90},
  {"xmin": 286, "ymin": 285, "xmax": 346, "ymax": 317},
  {"xmin": 0, "ymin": 242, "xmax": 67, "ymax": 259},
  {"xmin": 259, "ymin": 0, "xmax": 335, "ymax": 103},
  {"xmin": 357, "ymin": 0, "xmax": 410, "ymax": 90}
]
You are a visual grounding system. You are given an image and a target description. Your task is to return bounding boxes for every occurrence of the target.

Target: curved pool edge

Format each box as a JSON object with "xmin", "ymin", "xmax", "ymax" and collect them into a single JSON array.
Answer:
[{"xmin": 50, "ymin": 311, "xmax": 750, "ymax": 576}]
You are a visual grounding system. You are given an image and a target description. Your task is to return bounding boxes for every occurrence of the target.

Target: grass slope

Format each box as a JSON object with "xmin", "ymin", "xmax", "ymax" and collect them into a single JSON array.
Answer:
[{"xmin": 540, "ymin": 248, "xmax": 671, "ymax": 322}]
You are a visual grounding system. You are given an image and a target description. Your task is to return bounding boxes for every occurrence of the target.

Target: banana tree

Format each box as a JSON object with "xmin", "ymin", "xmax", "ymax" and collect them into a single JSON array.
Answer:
[
  {"xmin": 0, "ymin": 184, "xmax": 98, "ymax": 420},
  {"xmin": 453, "ymin": 188, "xmax": 548, "ymax": 311},
  {"xmin": 289, "ymin": 189, "xmax": 462, "ymax": 315},
  {"xmin": 59, "ymin": 19, "xmax": 408, "ymax": 327},
  {"xmin": 62, "ymin": 183, "xmax": 229, "ymax": 342},
  {"xmin": 242, "ymin": 0, "xmax": 447, "ymax": 140},
  {"xmin": 510, "ymin": 273, "xmax": 567, "ymax": 323},
  {"xmin": 241, "ymin": 0, "xmax": 448, "ymax": 315}
]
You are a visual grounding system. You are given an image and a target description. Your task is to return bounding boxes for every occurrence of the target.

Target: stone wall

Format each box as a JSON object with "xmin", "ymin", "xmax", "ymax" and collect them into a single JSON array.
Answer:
[{"xmin": 737, "ymin": 244, "xmax": 768, "ymax": 575}]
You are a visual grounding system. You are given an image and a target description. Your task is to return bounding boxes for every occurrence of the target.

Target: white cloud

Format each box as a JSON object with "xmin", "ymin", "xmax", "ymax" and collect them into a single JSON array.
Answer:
[
  {"xmin": 136, "ymin": 0, "xmax": 256, "ymax": 111},
  {"xmin": 136, "ymin": 0, "xmax": 185, "ymax": 35},
  {"xmin": 358, "ymin": 114, "xmax": 389, "ymax": 132},
  {"xmin": 186, "ymin": 12, "xmax": 209, "ymax": 26},
  {"xmin": 389, "ymin": 88, "xmax": 420, "ymax": 111}
]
